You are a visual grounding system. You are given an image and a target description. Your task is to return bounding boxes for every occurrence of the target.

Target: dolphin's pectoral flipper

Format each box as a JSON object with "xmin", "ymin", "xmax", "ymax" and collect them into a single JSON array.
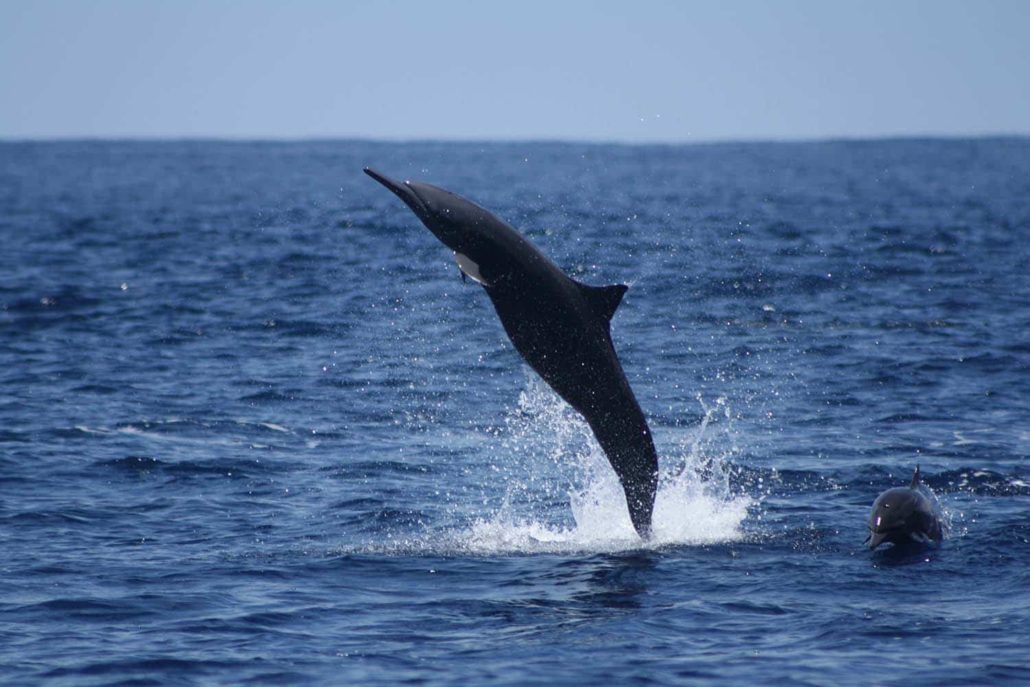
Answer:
[
  {"xmin": 576, "ymin": 282, "xmax": 628, "ymax": 323},
  {"xmin": 454, "ymin": 252, "xmax": 490, "ymax": 286}
]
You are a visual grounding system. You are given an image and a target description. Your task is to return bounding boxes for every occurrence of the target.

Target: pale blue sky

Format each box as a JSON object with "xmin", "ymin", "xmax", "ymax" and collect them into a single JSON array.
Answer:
[{"xmin": 2, "ymin": 0, "xmax": 1028, "ymax": 141}]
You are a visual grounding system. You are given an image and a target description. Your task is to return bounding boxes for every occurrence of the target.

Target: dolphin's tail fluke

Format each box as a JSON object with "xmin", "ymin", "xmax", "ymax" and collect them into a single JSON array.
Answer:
[{"xmin": 626, "ymin": 472, "xmax": 658, "ymax": 539}]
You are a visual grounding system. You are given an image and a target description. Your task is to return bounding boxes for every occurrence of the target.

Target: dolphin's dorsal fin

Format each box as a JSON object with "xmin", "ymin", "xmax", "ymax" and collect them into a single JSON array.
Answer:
[
  {"xmin": 577, "ymin": 282, "xmax": 628, "ymax": 323},
  {"xmin": 910, "ymin": 465, "xmax": 922, "ymax": 489}
]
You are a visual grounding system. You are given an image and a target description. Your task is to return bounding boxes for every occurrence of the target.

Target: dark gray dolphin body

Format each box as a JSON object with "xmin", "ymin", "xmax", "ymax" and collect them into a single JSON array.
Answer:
[
  {"xmin": 364, "ymin": 168, "xmax": 659, "ymax": 538},
  {"xmin": 866, "ymin": 466, "xmax": 944, "ymax": 549}
]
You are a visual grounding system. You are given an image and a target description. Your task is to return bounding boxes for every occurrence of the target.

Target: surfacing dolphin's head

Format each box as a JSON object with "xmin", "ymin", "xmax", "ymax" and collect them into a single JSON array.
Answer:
[
  {"xmin": 364, "ymin": 167, "xmax": 501, "ymax": 254},
  {"xmin": 866, "ymin": 466, "xmax": 943, "ymax": 550}
]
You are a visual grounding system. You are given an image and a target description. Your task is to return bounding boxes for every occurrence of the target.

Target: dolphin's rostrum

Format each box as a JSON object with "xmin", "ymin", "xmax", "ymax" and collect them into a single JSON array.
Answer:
[{"xmin": 364, "ymin": 168, "xmax": 659, "ymax": 538}]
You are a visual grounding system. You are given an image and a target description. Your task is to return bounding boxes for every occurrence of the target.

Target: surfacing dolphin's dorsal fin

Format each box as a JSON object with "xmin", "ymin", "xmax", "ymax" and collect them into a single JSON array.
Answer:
[
  {"xmin": 577, "ymin": 282, "xmax": 629, "ymax": 323},
  {"xmin": 910, "ymin": 465, "xmax": 922, "ymax": 489}
]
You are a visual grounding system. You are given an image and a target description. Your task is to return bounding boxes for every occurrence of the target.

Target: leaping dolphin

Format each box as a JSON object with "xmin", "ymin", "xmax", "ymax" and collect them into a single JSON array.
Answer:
[{"xmin": 364, "ymin": 168, "xmax": 659, "ymax": 538}]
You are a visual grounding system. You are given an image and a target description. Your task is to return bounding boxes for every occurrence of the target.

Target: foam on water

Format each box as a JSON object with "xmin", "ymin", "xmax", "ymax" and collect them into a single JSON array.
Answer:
[
  {"xmin": 457, "ymin": 464, "xmax": 752, "ymax": 554},
  {"xmin": 455, "ymin": 380, "xmax": 753, "ymax": 554}
]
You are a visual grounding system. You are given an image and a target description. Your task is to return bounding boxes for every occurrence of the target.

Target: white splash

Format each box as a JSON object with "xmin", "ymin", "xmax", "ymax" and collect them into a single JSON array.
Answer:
[{"xmin": 455, "ymin": 379, "xmax": 754, "ymax": 554}]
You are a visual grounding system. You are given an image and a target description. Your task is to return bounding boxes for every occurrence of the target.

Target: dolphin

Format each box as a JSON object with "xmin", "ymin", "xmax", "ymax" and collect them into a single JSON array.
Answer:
[
  {"xmin": 866, "ymin": 466, "xmax": 944, "ymax": 549},
  {"xmin": 364, "ymin": 168, "xmax": 659, "ymax": 538}
]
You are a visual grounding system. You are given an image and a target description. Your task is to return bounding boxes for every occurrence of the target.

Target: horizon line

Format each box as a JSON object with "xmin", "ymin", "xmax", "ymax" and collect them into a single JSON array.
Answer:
[{"xmin": 2, "ymin": 132, "xmax": 1029, "ymax": 147}]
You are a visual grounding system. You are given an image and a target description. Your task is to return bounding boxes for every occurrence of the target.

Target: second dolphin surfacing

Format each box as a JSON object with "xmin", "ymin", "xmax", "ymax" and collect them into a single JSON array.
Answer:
[{"xmin": 364, "ymin": 168, "xmax": 659, "ymax": 538}]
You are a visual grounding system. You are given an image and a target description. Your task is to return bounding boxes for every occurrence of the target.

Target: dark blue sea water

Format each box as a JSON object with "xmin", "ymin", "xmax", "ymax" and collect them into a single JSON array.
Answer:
[{"xmin": 1, "ymin": 139, "xmax": 1028, "ymax": 686}]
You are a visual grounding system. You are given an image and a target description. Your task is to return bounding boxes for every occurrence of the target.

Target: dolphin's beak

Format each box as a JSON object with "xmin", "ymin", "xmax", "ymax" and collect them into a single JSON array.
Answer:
[
  {"xmin": 867, "ymin": 531, "xmax": 888, "ymax": 550},
  {"xmin": 363, "ymin": 167, "xmax": 427, "ymax": 218}
]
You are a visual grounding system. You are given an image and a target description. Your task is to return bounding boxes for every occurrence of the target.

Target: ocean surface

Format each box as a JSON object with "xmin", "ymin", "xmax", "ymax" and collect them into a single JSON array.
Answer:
[{"xmin": 1, "ymin": 139, "xmax": 1027, "ymax": 686}]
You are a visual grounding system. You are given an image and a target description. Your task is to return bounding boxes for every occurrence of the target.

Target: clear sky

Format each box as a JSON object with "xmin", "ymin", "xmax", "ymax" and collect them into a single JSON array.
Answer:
[{"xmin": 1, "ymin": 0, "xmax": 1028, "ymax": 142}]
